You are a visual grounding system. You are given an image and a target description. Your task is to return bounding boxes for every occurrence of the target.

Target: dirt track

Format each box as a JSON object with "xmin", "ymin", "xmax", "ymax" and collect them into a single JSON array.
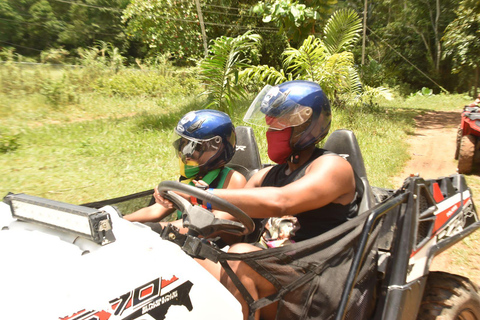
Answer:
[
  {"xmin": 392, "ymin": 111, "xmax": 460, "ymax": 185},
  {"xmin": 393, "ymin": 110, "xmax": 480, "ymax": 284}
]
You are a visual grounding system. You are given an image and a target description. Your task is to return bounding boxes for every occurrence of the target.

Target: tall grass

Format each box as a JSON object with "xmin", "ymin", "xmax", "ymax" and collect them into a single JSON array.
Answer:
[{"xmin": 0, "ymin": 61, "xmax": 202, "ymax": 128}]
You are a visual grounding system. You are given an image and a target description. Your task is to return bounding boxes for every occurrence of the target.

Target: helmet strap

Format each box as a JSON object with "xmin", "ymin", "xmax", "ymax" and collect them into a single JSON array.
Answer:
[
  {"xmin": 290, "ymin": 151, "xmax": 301, "ymax": 164},
  {"xmin": 289, "ymin": 127, "xmax": 301, "ymax": 164}
]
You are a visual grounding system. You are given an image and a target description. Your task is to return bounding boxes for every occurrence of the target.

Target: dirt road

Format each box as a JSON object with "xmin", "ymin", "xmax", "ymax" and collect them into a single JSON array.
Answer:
[
  {"xmin": 393, "ymin": 110, "xmax": 480, "ymax": 284},
  {"xmin": 392, "ymin": 110, "xmax": 460, "ymax": 185}
]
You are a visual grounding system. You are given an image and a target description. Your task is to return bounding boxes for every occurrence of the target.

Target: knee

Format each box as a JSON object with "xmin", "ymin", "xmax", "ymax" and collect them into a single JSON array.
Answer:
[
  {"xmin": 228, "ymin": 243, "xmax": 261, "ymax": 254},
  {"xmin": 225, "ymin": 243, "xmax": 262, "ymax": 278}
]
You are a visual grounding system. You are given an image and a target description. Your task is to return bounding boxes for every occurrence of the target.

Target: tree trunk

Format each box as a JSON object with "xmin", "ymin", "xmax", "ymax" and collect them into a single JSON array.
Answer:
[
  {"xmin": 475, "ymin": 66, "xmax": 479, "ymax": 98},
  {"xmin": 434, "ymin": 0, "xmax": 441, "ymax": 73},
  {"xmin": 425, "ymin": 0, "xmax": 442, "ymax": 74}
]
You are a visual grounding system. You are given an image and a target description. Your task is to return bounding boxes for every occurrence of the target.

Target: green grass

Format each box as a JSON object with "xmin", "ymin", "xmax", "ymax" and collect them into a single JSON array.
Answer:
[
  {"xmin": 0, "ymin": 98, "xmax": 417, "ymax": 203},
  {"xmin": 0, "ymin": 97, "xmax": 208, "ymax": 204},
  {"xmin": 0, "ymin": 64, "xmax": 474, "ymax": 205}
]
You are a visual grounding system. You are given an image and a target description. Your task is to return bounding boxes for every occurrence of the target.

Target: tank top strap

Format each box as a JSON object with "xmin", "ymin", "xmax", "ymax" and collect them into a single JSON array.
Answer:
[
  {"xmin": 209, "ymin": 167, "xmax": 232, "ymax": 189},
  {"xmin": 262, "ymin": 148, "xmax": 334, "ymax": 187}
]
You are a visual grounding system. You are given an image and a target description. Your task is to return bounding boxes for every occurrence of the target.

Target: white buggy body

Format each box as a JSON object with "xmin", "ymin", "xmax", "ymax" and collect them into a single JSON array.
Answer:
[{"xmin": 0, "ymin": 201, "xmax": 242, "ymax": 320}]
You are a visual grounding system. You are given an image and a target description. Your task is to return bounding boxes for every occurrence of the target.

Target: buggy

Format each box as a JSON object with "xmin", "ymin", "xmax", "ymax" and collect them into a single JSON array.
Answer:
[
  {"xmin": 456, "ymin": 105, "xmax": 480, "ymax": 174},
  {"xmin": 1, "ymin": 127, "xmax": 479, "ymax": 320}
]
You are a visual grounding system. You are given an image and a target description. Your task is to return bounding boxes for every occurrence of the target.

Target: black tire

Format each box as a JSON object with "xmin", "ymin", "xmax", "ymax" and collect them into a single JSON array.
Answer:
[
  {"xmin": 417, "ymin": 272, "xmax": 480, "ymax": 320},
  {"xmin": 475, "ymin": 140, "xmax": 480, "ymax": 167},
  {"xmin": 458, "ymin": 135, "xmax": 476, "ymax": 174},
  {"xmin": 455, "ymin": 125, "xmax": 462, "ymax": 160}
]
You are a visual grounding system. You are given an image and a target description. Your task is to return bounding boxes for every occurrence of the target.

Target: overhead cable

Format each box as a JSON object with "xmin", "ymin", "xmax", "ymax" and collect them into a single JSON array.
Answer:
[
  {"xmin": 366, "ymin": 26, "xmax": 448, "ymax": 93},
  {"xmin": 0, "ymin": 40, "xmax": 43, "ymax": 52}
]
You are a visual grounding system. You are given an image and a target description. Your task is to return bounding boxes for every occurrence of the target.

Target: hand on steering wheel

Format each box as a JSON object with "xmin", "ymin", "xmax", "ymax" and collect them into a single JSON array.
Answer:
[{"xmin": 155, "ymin": 181, "xmax": 255, "ymax": 237}]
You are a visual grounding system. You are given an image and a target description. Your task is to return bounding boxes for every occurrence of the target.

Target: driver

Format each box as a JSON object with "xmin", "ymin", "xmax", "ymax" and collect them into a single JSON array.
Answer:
[
  {"xmin": 125, "ymin": 109, "xmax": 247, "ymax": 237},
  {"xmin": 468, "ymin": 93, "xmax": 480, "ymax": 108},
  {"xmin": 155, "ymin": 80, "xmax": 358, "ymax": 320}
]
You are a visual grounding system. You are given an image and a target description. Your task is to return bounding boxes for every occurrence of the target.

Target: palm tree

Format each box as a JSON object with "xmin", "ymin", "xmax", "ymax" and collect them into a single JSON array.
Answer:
[
  {"xmin": 242, "ymin": 8, "xmax": 390, "ymax": 106},
  {"xmin": 198, "ymin": 31, "xmax": 262, "ymax": 115}
]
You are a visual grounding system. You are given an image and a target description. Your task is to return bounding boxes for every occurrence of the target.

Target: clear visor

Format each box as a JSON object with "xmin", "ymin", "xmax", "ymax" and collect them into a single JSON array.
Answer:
[
  {"xmin": 172, "ymin": 132, "xmax": 222, "ymax": 166},
  {"xmin": 243, "ymin": 85, "xmax": 313, "ymax": 130}
]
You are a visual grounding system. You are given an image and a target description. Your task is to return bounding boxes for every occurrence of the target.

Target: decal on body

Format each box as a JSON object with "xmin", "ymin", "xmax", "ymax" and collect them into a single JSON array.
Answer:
[{"xmin": 61, "ymin": 276, "xmax": 193, "ymax": 320}]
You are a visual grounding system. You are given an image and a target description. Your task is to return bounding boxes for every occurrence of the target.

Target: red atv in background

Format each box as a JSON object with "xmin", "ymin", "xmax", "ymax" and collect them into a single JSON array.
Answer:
[{"xmin": 455, "ymin": 105, "xmax": 480, "ymax": 174}]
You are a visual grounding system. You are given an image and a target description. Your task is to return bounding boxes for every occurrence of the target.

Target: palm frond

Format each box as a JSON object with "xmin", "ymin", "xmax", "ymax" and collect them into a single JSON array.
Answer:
[
  {"xmin": 283, "ymin": 36, "xmax": 328, "ymax": 81},
  {"xmin": 240, "ymin": 65, "xmax": 288, "ymax": 85},
  {"xmin": 323, "ymin": 8, "xmax": 362, "ymax": 55},
  {"xmin": 316, "ymin": 51, "xmax": 355, "ymax": 94},
  {"xmin": 345, "ymin": 67, "xmax": 363, "ymax": 95},
  {"xmin": 199, "ymin": 31, "xmax": 262, "ymax": 115},
  {"xmin": 362, "ymin": 85, "xmax": 394, "ymax": 100}
]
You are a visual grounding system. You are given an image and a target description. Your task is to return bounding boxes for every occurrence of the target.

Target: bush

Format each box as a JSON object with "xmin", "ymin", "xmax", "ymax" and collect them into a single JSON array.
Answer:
[
  {"xmin": 0, "ymin": 131, "xmax": 20, "ymax": 154},
  {"xmin": 40, "ymin": 74, "xmax": 79, "ymax": 108},
  {"xmin": 92, "ymin": 69, "xmax": 202, "ymax": 99}
]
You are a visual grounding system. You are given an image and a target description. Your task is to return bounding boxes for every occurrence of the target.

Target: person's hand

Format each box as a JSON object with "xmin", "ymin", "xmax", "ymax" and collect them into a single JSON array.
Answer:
[
  {"xmin": 153, "ymin": 186, "xmax": 174, "ymax": 209},
  {"xmin": 192, "ymin": 179, "xmax": 209, "ymax": 189}
]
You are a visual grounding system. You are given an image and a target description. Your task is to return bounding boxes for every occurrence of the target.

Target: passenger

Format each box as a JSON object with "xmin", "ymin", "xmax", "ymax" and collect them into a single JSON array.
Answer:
[
  {"xmin": 126, "ymin": 110, "xmax": 247, "ymax": 237},
  {"xmin": 155, "ymin": 80, "xmax": 358, "ymax": 320}
]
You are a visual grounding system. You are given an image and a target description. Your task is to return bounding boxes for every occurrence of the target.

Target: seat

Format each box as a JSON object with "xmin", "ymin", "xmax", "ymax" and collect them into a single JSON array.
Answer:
[
  {"xmin": 227, "ymin": 126, "xmax": 263, "ymax": 180},
  {"xmin": 323, "ymin": 129, "xmax": 375, "ymax": 214}
]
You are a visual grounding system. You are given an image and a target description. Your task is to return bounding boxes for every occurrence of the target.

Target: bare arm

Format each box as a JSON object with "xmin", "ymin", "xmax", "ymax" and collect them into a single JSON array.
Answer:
[
  {"xmin": 224, "ymin": 170, "xmax": 248, "ymax": 189},
  {"xmin": 153, "ymin": 169, "xmax": 249, "ymax": 242},
  {"xmin": 205, "ymin": 155, "xmax": 356, "ymax": 219},
  {"xmin": 139, "ymin": 169, "xmax": 247, "ymax": 223},
  {"xmin": 124, "ymin": 202, "xmax": 175, "ymax": 223},
  {"xmin": 207, "ymin": 170, "xmax": 247, "ymax": 222}
]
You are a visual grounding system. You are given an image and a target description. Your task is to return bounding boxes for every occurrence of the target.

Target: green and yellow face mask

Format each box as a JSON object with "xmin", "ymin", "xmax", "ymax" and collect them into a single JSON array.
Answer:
[{"xmin": 179, "ymin": 157, "xmax": 200, "ymax": 182}]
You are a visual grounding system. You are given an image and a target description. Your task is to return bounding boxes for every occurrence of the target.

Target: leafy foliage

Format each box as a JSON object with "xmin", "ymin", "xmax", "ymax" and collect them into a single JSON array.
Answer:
[
  {"xmin": 241, "ymin": 65, "xmax": 291, "ymax": 85},
  {"xmin": 199, "ymin": 31, "xmax": 262, "ymax": 115},
  {"xmin": 40, "ymin": 47, "xmax": 69, "ymax": 64},
  {"xmin": 442, "ymin": 2, "xmax": 480, "ymax": 72},
  {"xmin": 122, "ymin": 0, "xmax": 203, "ymax": 65},
  {"xmin": 358, "ymin": 0, "xmax": 458, "ymax": 92},
  {"xmin": 323, "ymin": 8, "xmax": 362, "ymax": 54},
  {"xmin": 76, "ymin": 41, "xmax": 126, "ymax": 72},
  {"xmin": 251, "ymin": 0, "xmax": 337, "ymax": 45},
  {"xmin": 0, "ymin": 0, "xmax": 477, "ymax": 95},
  {"xmin": 241, "ymin": 8, "xmax": 390, "ymax": 108},
  {"xmin": 40, "ymin": 74, "xmax": 79, "ymax": 108},
  {"xmin": 0, "ymin": 0, "xmax": 129, "ymax": 59},
  {"xmin": 122, "ymin": 0, "xmax": 268, "ymax": 66}
]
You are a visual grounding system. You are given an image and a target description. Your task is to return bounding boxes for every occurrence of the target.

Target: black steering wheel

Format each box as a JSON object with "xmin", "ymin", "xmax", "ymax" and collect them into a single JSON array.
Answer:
[{"xmin": 157, "ymin": 181, "xmax": 255, "ymax": 237}]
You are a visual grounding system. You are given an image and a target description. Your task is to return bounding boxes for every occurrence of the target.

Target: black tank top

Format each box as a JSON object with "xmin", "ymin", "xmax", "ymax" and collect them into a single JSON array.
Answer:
[{"xmin": 261, "ymin": 148, "xmax": 358, "ymax": 242}]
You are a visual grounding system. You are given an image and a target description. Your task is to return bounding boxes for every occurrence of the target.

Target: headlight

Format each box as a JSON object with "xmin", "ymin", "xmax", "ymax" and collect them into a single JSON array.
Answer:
[{"xmin": 4, "ymin": 193, "xmax": 115, "ymax": 245}]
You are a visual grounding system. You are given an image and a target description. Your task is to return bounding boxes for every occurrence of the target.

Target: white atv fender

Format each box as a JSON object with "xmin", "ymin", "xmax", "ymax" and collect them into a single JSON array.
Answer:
[{"xmin": 0, "ymin": 199, "xmax": 242, "ymax": 320}]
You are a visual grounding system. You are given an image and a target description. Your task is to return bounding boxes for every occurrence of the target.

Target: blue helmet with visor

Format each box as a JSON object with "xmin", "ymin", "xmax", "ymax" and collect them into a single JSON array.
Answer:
[
  {"xmin": 244, "ymin": 80, "xmax": 331, "ymax": 150},
  {"xmin": 173, "ymin": 110, "xmax": 236, "ymax": 178}
]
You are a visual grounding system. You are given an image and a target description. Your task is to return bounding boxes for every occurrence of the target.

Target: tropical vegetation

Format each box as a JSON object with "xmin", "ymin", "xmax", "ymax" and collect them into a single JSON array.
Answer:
[
  {"xmin": 198, "ymin": 31, "xmax": 262, "ymax": 115},
  {"xmin": 1, "ymin": 0, "xmax": 479, "ymax": 96}
]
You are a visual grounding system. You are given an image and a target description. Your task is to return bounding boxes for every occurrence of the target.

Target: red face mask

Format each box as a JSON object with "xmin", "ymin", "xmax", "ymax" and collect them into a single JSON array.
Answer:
[{"xmin": 266, "ymin": 127, "xmax": 293, "ymax": 164}]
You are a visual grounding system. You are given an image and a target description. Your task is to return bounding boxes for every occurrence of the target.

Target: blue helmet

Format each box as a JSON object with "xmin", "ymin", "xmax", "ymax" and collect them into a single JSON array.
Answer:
[
  {"xmin": 173, "ymin": 110, "xmax": 236, "ymax": 176},
  {"xmin": 244, "ymin": 80, "xmax": 331, "ymax": 150}
]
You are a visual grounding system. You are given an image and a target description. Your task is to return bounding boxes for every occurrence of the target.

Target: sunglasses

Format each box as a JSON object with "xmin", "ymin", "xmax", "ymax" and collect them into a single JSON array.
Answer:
[{"xmin": 173, "ymin": 136, "xmax": 222, "ymax": 161}]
